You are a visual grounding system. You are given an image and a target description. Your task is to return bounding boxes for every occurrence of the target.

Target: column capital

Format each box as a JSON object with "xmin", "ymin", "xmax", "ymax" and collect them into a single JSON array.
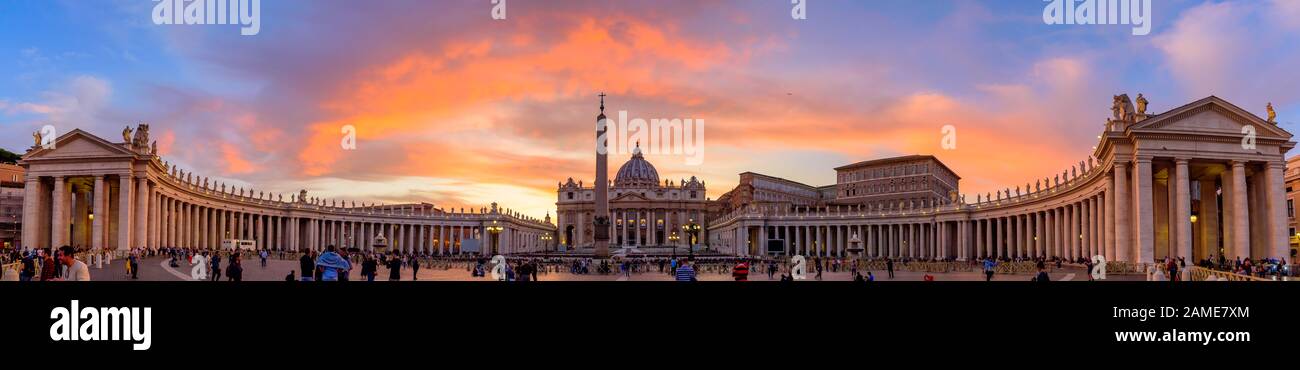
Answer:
[
  {"xmin": 1174, "ymin": 158, "xmax": 1190, "ymax": 165},
  {"xmin": 1133, "ymin": 156, "xmax": 1153, "ymax": 164},
  {"xmin": 1230, "ymin": 160, "xmax": 1247, "ymax": 167}
]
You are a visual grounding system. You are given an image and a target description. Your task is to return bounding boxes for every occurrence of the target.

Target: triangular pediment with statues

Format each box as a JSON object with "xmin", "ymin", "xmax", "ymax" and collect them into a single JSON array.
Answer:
[
  {"xmin": 1129, "ymin": 96, "xmax": 1292, "ymax": 140},
  {"xmin": 21, "ymin": 128, "xmax": 142, "ymax": 162}
]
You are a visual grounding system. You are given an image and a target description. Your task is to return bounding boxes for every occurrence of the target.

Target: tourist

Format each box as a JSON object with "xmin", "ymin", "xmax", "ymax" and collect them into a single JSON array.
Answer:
[
  {"xmin": 983, "ymin": 257, "xmax": 997, "ymax": 282},
  {"xmin": 1085, "ymin": 258, "xmax": 1094, "ymax": 281},
  {"xmin": 1034, "ymin": 267, "xmax": 1050, "ymax": 282},
  {"xmin": 813, "ymin": 257, "xmax": 823, "ymax": 281},
  {"xmin": 886, "ymin": 257, "xmax": 895, "ymax": 279},
  {"xmin": 339, "ymin": 250, "xmax": 351, "ymax": 281},
  {"xmin": 285, "ymin": 270, "xmax": 295, "ymax": 281},
  {"xmin": 732, "ymin": 261, "xmax": 749, "ymax": 281},
  {"xmin": 56, "ymin": 246, "xmax": 90, "ymax": 281},
  {"xmin": 38, "ymin": 248, "xmax": 58, "ymax": 281},
  {"xmin": 210, "ymin": 252, "xmax": 222, "ymax": 281},
  {"xmin": 386, "ymin": 254, "xmax": 402, "ymax": 281},
  {"xmin": 299, "ymin": 251, "xmax": 315, "ymax": 282},
  {"xmin": 227, "ymin": 254, "xmax": 243, "ymax": 281},
  {"xmin": 20, "ymin": 252, "xmax": 35, "ymax": 282},
  {"xmin": 866, "ymin": 271, "xmax": 874, "ymax": 282},
  {"xmin": 675, "ymin": 259, "xmax": 696, "ymax": 281},
  {"xmin": 1166, "ymin": 257, "xmax": 1180, "ymax": 282},
  {"xmin": 259, "ymin": 249, "xmax": 268, "ymax": 268},
  {"xmin": 361, "ymin": 255, "xmax": 378, "ymax": 282},
  {"xmin": 314, "ymin": 245, "xmax": 351, "ymax": 282},
  {"xmin": 409, "ymin": 255, "xmax": 420, "ymax": 281}
]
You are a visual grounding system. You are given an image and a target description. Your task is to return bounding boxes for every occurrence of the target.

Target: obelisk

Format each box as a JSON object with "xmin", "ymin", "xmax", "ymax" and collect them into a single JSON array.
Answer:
[{"xmin": 592, "ymin": 93, "xmax": 611, "ymax": 258}]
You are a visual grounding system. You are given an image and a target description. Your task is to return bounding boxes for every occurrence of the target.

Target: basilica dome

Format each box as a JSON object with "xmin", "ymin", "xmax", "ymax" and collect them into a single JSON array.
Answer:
[{"xmin": 614, "ymin": 146, "xmax": 659, "ymax": 188}]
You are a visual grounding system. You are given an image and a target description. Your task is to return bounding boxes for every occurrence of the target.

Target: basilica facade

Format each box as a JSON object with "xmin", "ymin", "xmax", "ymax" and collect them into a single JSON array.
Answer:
[{"xmin": 556, "ymin": 145, "xmax": 709, "ymax": 251}]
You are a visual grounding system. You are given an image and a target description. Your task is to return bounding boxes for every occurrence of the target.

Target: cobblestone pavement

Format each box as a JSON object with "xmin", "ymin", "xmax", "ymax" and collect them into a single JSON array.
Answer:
[{"xmin": 67, "ymin": 256, "xmax": 1146, "ymax": 282}]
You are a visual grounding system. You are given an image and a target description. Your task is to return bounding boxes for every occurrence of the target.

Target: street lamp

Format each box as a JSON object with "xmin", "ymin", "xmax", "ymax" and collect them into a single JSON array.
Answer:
[
  {"xmin": 682, "ymin": 220, "xmax": 701, "ymax": 260},
  {"xmin": 541, "ymin": 233, "xmax": 552, "ymax": 253},
  {"xmin": 486, "ymin": 220, "xmax": 504, "ymax": 255}
]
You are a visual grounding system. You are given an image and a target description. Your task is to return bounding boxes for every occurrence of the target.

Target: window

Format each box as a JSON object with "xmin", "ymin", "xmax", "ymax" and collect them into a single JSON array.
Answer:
[
  {"xmin": 690, "ymin": 191, "xmax": 697, "ymax": 199},
  {"xmin": 567, "ymin": 192, "xmax": 574, "ymax": 200},
  {"xmin": 1289, "ymin": 199, "xmax": 1295, "ymax": 218}
]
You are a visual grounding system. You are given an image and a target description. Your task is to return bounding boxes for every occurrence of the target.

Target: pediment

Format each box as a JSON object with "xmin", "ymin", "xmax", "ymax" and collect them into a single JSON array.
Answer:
[
  {"xmin": 22, "ymin": 129, "xmax": 137, "ymax": 161},
  {"xmin": 610, "ymin": 192, "xmax": 651, "ymax": 202},
  {"xmin": 1131, "ymin": 96, "xmax": 1292, "ymax": 139}
]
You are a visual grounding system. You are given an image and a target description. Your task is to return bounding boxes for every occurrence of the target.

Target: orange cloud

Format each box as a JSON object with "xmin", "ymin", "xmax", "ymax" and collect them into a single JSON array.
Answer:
[{"xmin": 220, "ymin": 143, "xmax": 259, "ymax": 175}]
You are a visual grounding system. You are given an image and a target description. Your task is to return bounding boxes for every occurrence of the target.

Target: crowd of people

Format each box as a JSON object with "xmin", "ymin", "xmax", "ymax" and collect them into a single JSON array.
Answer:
[{"xmin": 7, "ymin": 244, "xmax": 1297, "ymax": 282}]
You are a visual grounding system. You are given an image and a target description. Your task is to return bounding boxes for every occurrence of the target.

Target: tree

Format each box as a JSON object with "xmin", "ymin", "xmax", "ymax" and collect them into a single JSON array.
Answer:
[{"xmin": 0, "ymin": 148, "xmax": 21, "ymax": 164}]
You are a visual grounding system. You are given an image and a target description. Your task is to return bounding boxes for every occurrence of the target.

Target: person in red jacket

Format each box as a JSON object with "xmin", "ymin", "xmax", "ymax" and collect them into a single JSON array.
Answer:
[{"xmin": 732, "ymin": 261, "xmax": 750, "ymax": 281}]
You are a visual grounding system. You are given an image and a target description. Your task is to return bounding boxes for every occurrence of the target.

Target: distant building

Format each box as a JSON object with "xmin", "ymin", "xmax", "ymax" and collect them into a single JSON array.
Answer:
[
  {"xmin": 1286, "ymin": 155, "xmax": 1300, "ymax": 259},
  {"xmin": 715, "ymin": 155, "xmax": 960, "ymax": 214},
  {"xmin": 0, "ymin": 162, "xmax": 23, "ymax": 249},
  {"xmin": 832, "ymin": 155, "xmax": 961, "ymax": 209}
]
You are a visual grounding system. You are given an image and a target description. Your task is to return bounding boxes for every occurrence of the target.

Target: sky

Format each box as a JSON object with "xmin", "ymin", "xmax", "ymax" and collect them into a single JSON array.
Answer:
[{"xmin": 2, "ymin": 0, "xmax": 1300, "ymax": 220}]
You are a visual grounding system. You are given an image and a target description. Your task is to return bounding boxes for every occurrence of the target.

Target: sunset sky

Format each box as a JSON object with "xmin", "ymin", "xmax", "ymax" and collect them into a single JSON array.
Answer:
[{"xmin": 3, "ymin": 0, "xmax": 1300, "ymax": 220}]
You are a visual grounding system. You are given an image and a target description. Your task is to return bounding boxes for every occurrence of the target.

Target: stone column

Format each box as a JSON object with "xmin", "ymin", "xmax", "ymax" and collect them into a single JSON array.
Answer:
[
  {"xmin": 21, "ymin": 177, "xmax": 41, "ymax": 250},
  {"xmin": 1074, "ymin": 202, "xmax": 1083, "ymax": 260},
  {"xmin": 1081, "ymin": 198, "xmax": 1092, "ymax": 255},
  {"xmin": 1134, "ymin": 158, "xmax": 1155, "ymax": 262},
  {"xmin": 1198, "ymin": 179, "xmax": 1219, "ymax": 259},
  {"xmin": 1173, "ymin": 159, "xmax": 1192, "ymax": 261},
  {"xmin": 135, "ymin": 177, "xmax": 149, "ymax": 249},
  {"xmin": 1017, "ymin": 215, "xmax": 1026, "ymax": 258},
  {"xmin": 51, "ymin": 176, "xmax": 68, "ymax": 248},
  {"xmin": 92, "ymin": 176, "xmax": 105, "ymax": 251},
  {"xmin": 116, "ymin": 175, "xmax": 132, "ymax": 250},
  {"xmin": 417, "ymin": 224, "xmax": 425, "ymax": 253},
  {"xmin": 980, "ymin": 219, "xmax": 987, "ymax": 259},
  {"xmin": 1229, "ymin": 161, "xmax": 1250, "ymax": 260},
  {"xmin": 1266, "ymin": 161, "xmax": 1289, "ymax": 259},
  {"xmin": 1113, "ymin": 163, "xmax": 1130, "ymax": 261}
]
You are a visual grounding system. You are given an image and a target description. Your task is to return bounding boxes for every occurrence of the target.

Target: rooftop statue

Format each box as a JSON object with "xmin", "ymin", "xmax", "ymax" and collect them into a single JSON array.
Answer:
[
  {"xmin": 122, "ymin": 126, "xmax": 133, "ymax": 143},
  {"xmin": 1135, "ymin": 93, "xmax": 1148, "ymax": 115},
  {"xmin": 33, "ymin": 130, "xmax": 42, "ymax": 147},
  {"xmin": 1112, "ymin": 94, "xmax": 1135, "ymax": 121},
  {"xmin": 1267, "ymin": 102, "xmax": 1277, "ymax": 123}
]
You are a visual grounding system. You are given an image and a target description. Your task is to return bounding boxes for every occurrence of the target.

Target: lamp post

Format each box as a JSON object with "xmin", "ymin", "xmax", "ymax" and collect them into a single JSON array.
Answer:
[
  {"xmin": 487, "ymin": 220, "xmax": 503, "ymax": 255},
  {"xmin": 682, "ymin": 220, "xmax": 701, "ymax": 260},
  {"xmin": 541, "ymin": 233, "xmax": 552, "ymax": 253}
]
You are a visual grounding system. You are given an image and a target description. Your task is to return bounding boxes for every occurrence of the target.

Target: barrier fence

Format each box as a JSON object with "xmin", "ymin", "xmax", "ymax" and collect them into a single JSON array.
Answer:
[{"xmin": 1188, "ymin": 266, "xmax": 1272, "ymax": 282}]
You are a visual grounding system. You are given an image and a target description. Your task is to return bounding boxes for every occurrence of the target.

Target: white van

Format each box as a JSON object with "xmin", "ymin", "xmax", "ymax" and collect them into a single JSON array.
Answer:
[{"xmin": 221, "ymin": 239, "xmax": 257, "ymax": 251}]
